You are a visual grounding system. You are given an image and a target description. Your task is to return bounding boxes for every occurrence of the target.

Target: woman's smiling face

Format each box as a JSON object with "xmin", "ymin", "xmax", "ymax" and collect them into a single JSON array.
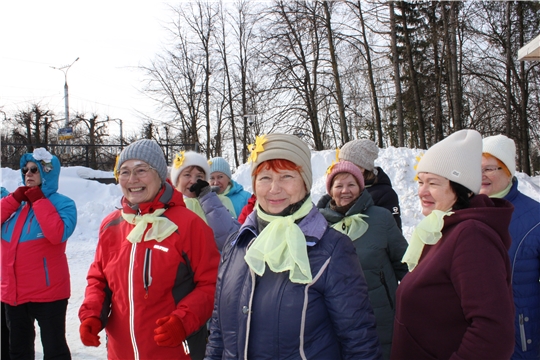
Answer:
[{"xmin": 417, "ymin": 172, "xmax": 457, "ymax": 216}]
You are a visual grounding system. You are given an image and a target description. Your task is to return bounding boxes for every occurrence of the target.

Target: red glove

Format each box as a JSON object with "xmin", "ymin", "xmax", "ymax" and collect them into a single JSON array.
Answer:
[
  {"xmin": 79, "ymin": 317, "xmax": 102, "ymax": 347},
  {"xmin": 25, "ymin": 186, "xmax": 45, "ymax": 203},
  {"xmin": 12, "ymin": 186, "xmax": 30, "ymax": 203},
  {"xmin": 154, "ymin": 315, "xmax": 186, "ymax": 347}
]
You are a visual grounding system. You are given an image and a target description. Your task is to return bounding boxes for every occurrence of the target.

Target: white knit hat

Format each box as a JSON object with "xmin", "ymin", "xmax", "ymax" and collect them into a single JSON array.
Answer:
[
  {"xmin": 416, "ymin": 129, "xmax": 482, "ymax": 194},
  {"xmin": 169, "ymin": 151, "xmax": 210, "ymax": 187},
  {"xmin": 482, "ymin": 134, "xmax": 516, "ymax": 176}
]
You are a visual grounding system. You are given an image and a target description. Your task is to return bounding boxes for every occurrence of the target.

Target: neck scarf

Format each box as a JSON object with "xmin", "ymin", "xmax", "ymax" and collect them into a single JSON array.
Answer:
[
  {"xmin": 183, "ymin": 197, "xmax": 208, "ymax": 223},
  {"xmin": 402, "ymin": 210, "xmax": 453, "ymax": 271},
  {"xmin": 332, "ymin": 214, "xmax": 369, "ymax": 240},
  {"xmin": 218, "ymin": 193, "xmax": 237, "ymax": 218},
  {"xmin": 121, "ymin": 208, "xmax": 178, "ymax": 244},
  {"xmin": 244, "ymin": 197, "xmax": 313, "ymax": 284},
  {"xmin": 489, "ymin": 181, "xmax": 512, "ymax": 199}
]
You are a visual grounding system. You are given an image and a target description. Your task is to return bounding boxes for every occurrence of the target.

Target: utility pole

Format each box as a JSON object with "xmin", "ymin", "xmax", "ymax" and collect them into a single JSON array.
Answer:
[{"xmin": 51, "ymin": 57, "xmax": 79, "ymax": 127}]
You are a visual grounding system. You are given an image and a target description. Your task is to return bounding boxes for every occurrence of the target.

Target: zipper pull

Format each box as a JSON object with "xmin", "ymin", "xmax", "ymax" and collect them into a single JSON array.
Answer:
[{"xmin": 183, "ymin": 340, "xmax": 190, "ymax": 355}]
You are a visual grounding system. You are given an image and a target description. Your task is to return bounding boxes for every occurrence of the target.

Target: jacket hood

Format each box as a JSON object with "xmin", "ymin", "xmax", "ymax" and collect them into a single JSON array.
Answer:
[
  {"xmin": 366, "ymin": 166, "xmax": 392, "ymax": 187},
  {"xmin": 444, "ymin": 194, "xmax": 514, "ymax": 250},
  {"xmin": 19, "ymin": 152, "xmax": 61, "ymax": 197},
  {"xmin": 228, "ymin": 179, "xmax": 246, "ymax": 196}
]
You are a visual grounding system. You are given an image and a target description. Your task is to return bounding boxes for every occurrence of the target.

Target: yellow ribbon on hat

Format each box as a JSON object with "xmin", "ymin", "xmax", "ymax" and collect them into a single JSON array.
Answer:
[
  {"xmin": 113, "ymin": 155, "xmax": 120, "ymax": 182},
  {"xmin": 402, "ymin": 209, "xmax": 453, "ymax": 271},
  {"xmin": 332, "ymin": 213, "xmax": 369, "ymax": 240},
  {"xmin": 244, "ymin": 198, "xmax": 313, "ymax": 284},
  {"xmin": 247, "ymin": 135, "xmax": 267, "ymax": 163},
  {"xmin": 325, "ymin": 148, "xmax": 340, "ymax": 175},
  {"xmin": 121, "ymin": 209, "xmax": 178, "ymax": 244},
  {"xmin": 173, "ymin": 151, "xmax": 186, "ymax": 169}
]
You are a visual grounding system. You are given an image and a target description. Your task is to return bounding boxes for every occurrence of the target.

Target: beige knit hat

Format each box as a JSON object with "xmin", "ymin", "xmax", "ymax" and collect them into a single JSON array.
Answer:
[
  {"xmin": 339, "ymin": 139, "xmax": 379, "ymax": 173},
  {"xmin": 249, "ymin": 133, "xmax": 313, "ymax": 190},
  {"xmin": 482, "ymin": 134, "xmax": 516, "ymax": 176},
  {"xmin": 416, "ymin": 129, "xmax": 482, "ymax": 194},
  {"xmin": 169, "ymin": 151, "xmax": 210, "ymax": 187}
]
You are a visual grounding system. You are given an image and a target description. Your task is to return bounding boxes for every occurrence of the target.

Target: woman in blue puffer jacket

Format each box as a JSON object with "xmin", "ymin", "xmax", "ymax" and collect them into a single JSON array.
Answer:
[
  {"xmin": 481, "ymin": 134, "xmax": 540, "ymax": 360},
  {"xmin": 205, "ymin": 134, "xmax": 381, "ymax": 360}
]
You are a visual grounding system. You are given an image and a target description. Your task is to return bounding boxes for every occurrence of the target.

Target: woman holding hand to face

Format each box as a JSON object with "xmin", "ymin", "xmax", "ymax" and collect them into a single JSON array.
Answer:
[
  {"xmin": 391, "ymin": 130, "xmax": 515, "ymax": 360},
  {"xmin": 170, "ymin": 151, "xmax": 240, "ymax": 251}
]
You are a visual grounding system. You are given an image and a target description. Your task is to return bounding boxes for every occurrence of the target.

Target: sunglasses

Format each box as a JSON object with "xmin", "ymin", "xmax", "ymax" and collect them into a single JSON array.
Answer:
[{"xmin": 22, "ymin": 166, "xmax": 39, "ymax": 175}]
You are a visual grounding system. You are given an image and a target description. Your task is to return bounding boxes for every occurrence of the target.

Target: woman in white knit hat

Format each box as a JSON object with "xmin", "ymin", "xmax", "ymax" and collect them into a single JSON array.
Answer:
[
  {"xmin": 318, "ymin": 160, "xmax": 408, "ymax": 359},
  {"xmin": 208, "ymin": 156, "xmax": 252, "ymax": 219},
  {"xmin": 391, "ymin": 129, "xmax": 515, "ymax": 360},
  {"xmin": 79, "ymin": 139, "xmax": 220, "ymax": 360},
  {"xmin": 169, "ymin": 151, "xmax": 240, "ymax": 251},
  {"xmin": 481, "ymin": 134, "xmax": 540, "ymax": 360},
  {"xmin": 206, "ymin": 133, "xmax": 382, "ymax": 359},
  {"xmin": 337, "ymin": 139, "xmax": 402, "ymax": 229}
]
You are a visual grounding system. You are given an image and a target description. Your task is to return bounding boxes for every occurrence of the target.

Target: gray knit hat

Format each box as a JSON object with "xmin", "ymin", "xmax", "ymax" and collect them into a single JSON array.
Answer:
[
  {"xmin": 339, "ymin": 139, "xmax": 379, "ymax": 173},
  {"xmin": 250, "ymin": 133, "xmax": 313, "ymax": 190},
  {"xmin": 209, "ymin": 157, "xmax": 232, "ymax": 179},
  {"xmin": 417, "ymin": 129, "xmax": 482, "ymax": 194},
  {"xmin": 117, "ymin": 139, "xmax": 168, "ymax": 183}
]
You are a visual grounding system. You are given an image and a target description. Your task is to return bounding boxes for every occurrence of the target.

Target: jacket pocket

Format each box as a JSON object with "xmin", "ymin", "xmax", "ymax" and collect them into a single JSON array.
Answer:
[
  {"xmin": 143, "ymin": 249, "xmax": 152, "ymax": 297},
  {"xmin": 380, "ymin": 271, "xmax": 394, "ymax": 310},
  {"xmin": 43, "ymin": 257, "xmax": 50, "ymax": 286}
]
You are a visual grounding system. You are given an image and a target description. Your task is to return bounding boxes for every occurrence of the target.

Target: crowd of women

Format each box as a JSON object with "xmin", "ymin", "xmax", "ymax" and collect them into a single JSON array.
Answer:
[{"xmin": 1, "ymin": 129, "xmax": 538, "ymax": 360}]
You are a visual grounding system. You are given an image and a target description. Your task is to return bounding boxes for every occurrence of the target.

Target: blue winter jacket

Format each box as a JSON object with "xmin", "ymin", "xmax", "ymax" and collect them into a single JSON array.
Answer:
[
  {"xmin": 1, "ymin": 153, "xmax": 77, "ymax": 305},
  {"xmin": 205, "ymin": 205, "xmax": 382, "ymax": 360},
  {"xmin": 226, "ymin": 179, "xmax": 251, "ymax": 219},
  {"xmin": 505, "ymin": 179, "xmax": 540, "ymax": 359}
]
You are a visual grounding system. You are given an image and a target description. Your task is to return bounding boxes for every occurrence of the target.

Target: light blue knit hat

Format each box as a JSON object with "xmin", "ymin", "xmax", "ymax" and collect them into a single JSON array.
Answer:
[{"xmin": 209, "ymin": 157, "xmax": 232, "ymax": 179}]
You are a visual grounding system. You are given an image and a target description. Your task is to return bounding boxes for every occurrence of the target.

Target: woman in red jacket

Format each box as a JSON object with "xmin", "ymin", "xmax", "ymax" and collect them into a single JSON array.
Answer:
[
  {"xmin": 391, "ymin": 130, "xmax": 515, "ymax": 360},
  {"xmin": 78, "ymin": 139, "xmax": 220, "ymax": 360}
]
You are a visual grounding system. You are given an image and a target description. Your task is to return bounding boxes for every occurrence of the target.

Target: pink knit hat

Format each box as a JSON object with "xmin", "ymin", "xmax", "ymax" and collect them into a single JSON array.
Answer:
[{"xmin": 326, "ymin": 161, "xmax": 365, "ymax": 194}]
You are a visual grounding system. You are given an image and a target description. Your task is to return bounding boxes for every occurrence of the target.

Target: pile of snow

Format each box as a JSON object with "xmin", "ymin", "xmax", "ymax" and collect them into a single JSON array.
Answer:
[{"xmin": 1, "ymin": 147, "xmax": 539, "ymax": 359}]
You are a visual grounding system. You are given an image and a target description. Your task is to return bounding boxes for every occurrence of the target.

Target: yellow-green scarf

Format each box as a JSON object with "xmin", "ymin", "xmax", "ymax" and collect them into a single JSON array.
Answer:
[
  {"xmin": 183, "ymin": 197, "xmax": 208, "ymax": 223},
  {"xmin": 121, "ymin": 208, "xmax": 178, "ymax": 244},
  {"xmin": 218, "ymin": 193, "xmax": 237, "ymax": 218},
  {"xmin": 244, "ymin": 198, "xmax": 313, "ymax": 284},
  {"xmin": 332, "ymin": 214, "xmax": 369, "ymax": 240},
  {"xmin": 489, "ymin": 181, "xmax": 512, "ymax": 199},
  {"xmin": 402, "ymin": 210, "xmax": 453, "ymax": 271}
]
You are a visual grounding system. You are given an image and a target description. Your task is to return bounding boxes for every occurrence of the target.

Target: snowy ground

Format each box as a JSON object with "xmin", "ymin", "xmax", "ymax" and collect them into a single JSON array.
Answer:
[{"xmin": 1, "ymin": 146, "xmax": 539, "ymax": 359}]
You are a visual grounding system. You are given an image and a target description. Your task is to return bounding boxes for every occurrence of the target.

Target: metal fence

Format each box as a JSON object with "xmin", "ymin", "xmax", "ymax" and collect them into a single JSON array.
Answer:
[{"xmin": 1, "ymin": 142, "xmax": 197, "ymax": 171}]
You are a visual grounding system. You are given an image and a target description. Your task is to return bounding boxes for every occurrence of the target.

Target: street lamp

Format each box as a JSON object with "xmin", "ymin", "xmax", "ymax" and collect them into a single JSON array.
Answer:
[{"xmin": 51, "ymin": 57, "xmax": 79, "ymax": 127}]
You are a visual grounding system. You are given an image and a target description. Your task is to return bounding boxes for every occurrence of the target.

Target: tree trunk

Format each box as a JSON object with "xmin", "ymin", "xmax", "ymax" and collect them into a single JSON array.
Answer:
[
  {"xmin": 323, "ymin": 1, "xmax": 348, "ymax": 145},
  {"xmin": 389, "ymin": 1, "xmax": 405, "ymax": 147},
  {"xmin": 400, "ymin": 1, "xmax": 426, "ymax": 148},
  {"xmin": 357, "ymin": 1, "xmax": 383, "ymax": 147}
]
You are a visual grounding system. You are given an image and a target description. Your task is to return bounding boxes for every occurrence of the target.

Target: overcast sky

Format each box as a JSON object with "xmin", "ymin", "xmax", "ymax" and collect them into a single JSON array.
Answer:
[{"xmin": 1, "ymin": 1, "xmax": 176, "ymax": 134}]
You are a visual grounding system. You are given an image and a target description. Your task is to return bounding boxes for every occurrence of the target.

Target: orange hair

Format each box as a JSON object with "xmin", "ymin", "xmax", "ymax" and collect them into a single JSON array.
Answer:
[
  {"xmin": 482, "ymin": 153, "xmax": 511, "ymax": 177},
  {"xmin": 253, "ymin": 159, "xmax": 301, "ymax": 176}
]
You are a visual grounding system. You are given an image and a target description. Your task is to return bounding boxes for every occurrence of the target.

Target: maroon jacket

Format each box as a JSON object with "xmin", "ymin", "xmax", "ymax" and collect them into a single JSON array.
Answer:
[{"xmin": 391, "ymin": 195, "xmax": 515, "ymax": 360}]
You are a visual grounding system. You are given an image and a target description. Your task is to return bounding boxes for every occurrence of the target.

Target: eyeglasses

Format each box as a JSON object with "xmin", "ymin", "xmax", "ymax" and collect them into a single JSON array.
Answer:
[
  {"xmin": 22, "ymin": 166, "xmax": 39, "ymax": 175},
  {"xmin": 117, "ymin": 165, "xmax": 155, "ymax": 180},
  {"xmin": 482, "ymin": 166, "xmax": 502, "ymax": 175}
]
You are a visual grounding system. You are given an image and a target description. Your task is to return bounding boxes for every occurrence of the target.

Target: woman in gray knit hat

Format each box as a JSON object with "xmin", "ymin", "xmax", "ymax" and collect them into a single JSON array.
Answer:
[
  {"xmin": 335, "ymin": 139, "xmax": 402, "ymax": 230},
  {"xmin": 79, "ymin": 139, "xmax": 220, "ymax": 360},
  {"xmin": 206, "ymin": 133, "xmax": 382, "ymax": 359}
]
